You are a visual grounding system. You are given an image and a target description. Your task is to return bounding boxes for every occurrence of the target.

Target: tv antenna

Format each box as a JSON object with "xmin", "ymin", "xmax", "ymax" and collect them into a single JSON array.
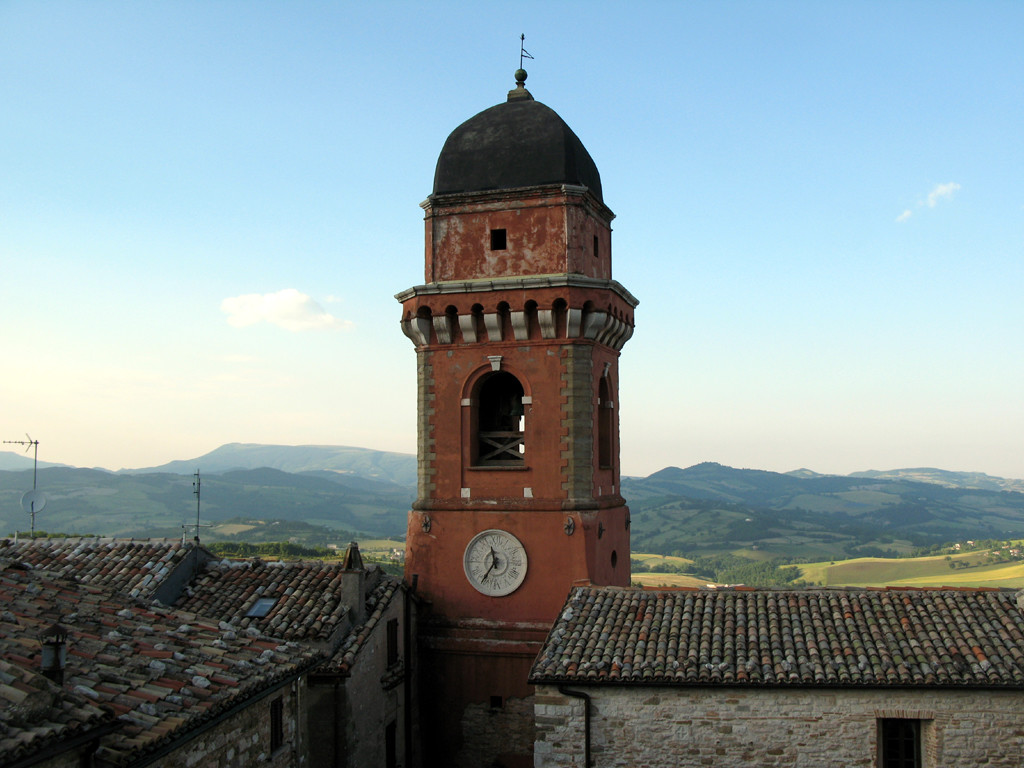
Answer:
[
  {"xmin": 4, "ymin": 434, "xmax": 44, "ymax": 538},
  {"xmin": 182, "ymin": 469, "xmax": 211, "ymax": 545}
]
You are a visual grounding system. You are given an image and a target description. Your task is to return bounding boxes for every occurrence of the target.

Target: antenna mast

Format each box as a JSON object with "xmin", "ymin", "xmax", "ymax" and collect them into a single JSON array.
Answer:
[
  {"xmin": 4, "ymin": 434, "xmax": 44, "ymax": 538},
  {"xmin": 183, "ymin": 469, "xmax": 211, "ymax": 545}
]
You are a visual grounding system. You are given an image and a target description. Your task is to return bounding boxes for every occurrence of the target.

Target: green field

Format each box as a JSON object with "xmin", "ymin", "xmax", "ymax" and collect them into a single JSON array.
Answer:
[
  {"xmin": 632, "ymin": 573, "xmax": 714, "ymax": 588},
  {"xmin": 799, "ymin": 549, "xmax": 1024, "ymax": 588},
  {"xmin": 627, "ymin": 545, "xmax": 1024, "ymax": 589},
  {"xmin": 632, "ymin": 553, "xmax": 694, "ymax": 567}
]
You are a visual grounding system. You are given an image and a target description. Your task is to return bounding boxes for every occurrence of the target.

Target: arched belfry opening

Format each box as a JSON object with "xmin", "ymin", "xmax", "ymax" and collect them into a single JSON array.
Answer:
[{"xmin": 475, "ymin": 371, "xmax": 525, "ymax": 466}]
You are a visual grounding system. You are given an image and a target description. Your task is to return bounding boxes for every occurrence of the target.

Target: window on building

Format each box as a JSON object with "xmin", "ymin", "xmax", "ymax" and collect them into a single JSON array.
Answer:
[
  {"xmin": 879, "ymin": 718, "xmax": 921, "ymax": 768},
  {"xmin": 387, "ymin": 617, "xmax": 399, "ymax": 667},
  {"xmin": 490, "ymin": 228, "xmax": 507, "ymax": 250},
  {"xmin": 385, "ymin": 720, "xmax": 398, "ymax": 768},
  {"xmin": 270, "ymin": 697, "xmax": 284, "ymax": 753},
  {"xmin": 593, "ymin": 234, "xmax": 599, "ymax": 259},
  {"xmin": 475, "ymin": 372, "xmax": 525, "ymax": 466},
  {"xmin": 247, "ymin": 597, "xmax": 277, "ymax": 618}
]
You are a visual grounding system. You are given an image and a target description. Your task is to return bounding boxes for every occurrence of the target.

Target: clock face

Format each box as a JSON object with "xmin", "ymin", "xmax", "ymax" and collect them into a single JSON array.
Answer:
[{"xmin": 463, "ymin": 529, "xmax": 528, "ymax": 596}]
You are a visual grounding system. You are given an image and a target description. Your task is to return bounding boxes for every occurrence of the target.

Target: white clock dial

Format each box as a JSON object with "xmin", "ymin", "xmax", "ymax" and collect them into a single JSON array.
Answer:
[{"xmin": 463, "ymin": 529, "xmax": 528, "ymax": 596}]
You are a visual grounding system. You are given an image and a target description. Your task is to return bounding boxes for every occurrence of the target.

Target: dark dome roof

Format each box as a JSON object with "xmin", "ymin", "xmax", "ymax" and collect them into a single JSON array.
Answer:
[{"xmin": 432, "ymin": 95, "xmax": 603, "ymax": 202}]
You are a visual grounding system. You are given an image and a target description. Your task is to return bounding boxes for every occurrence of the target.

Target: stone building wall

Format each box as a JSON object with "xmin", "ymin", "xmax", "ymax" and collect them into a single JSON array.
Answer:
[
  {"xmin": 306, "ymin": 594, "xmax": 407, "ymax": 768},
  {"xmin": 457, "ymin": 692, "xmax": 536, "ymax": 768},
  {"xmin": 338, "ymin": 596, "xmax": 406, "ymax": 768},
  {"xmin": 150, "ymin": 678, "xmax": 307, "ymax": 768},
  {"xmin": 534, "ymin": 685, "xmax": 1024, "ymax": 767}
]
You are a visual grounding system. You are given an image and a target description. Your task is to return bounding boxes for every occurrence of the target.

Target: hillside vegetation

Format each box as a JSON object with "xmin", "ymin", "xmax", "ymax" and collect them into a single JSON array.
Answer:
[{"xmin": 4, "ymin": 446, "xmax": 1024, "ymax": 588}]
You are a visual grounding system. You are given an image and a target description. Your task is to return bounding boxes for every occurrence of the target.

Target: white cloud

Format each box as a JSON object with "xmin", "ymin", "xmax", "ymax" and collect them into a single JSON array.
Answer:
[
  {"xmin": 926, "ymin": 182, "xmax": 961, "ymax": 208},
  {"xmin": 895, "ymin": 209, "xmax": 912, "ymax": 223},
  {"xmin": 221, "ymin": 289, "xmax": 352, "ymax": 332}
]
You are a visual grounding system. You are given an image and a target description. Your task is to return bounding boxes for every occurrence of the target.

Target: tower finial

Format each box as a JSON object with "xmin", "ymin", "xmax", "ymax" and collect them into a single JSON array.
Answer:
[{"xmin": 510, "ymin": 34, "xmax": 535, "ymax": 101}]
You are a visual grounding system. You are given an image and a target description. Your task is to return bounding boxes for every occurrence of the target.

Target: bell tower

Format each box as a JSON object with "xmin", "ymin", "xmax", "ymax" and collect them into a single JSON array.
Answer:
[{"xmin": 398, "ymin": 70, "xmax": 637, "ymax": 767}]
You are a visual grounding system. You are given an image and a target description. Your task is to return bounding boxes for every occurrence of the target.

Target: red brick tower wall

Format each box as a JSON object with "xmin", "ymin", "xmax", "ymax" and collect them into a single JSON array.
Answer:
[{"xmin": 397, "ymin": 73, "xmax": 637, "ymax": 768}]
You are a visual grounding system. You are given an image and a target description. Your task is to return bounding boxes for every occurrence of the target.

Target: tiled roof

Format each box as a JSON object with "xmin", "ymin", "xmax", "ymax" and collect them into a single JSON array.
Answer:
[
  {"xmin": 324, "ymin": 577, "xmax": 402, "ymax": 675},
  {"xmin": 530, "ymin": 586, "xmax": 1024, "ymax": 688},
  {"xmin": 175, "ymin": 559, "xmax": 384, "ymax": 644},
  {"xmin": 0, "ymin": 651, "xmax": 114, "ymax": 766},
  {"xmin": 0, "ymin": 558, "xmax": 324, "ymax": 767},
  {"xmin": 0, "ymin": 538, "xmax": 193, "ymax": 601}
]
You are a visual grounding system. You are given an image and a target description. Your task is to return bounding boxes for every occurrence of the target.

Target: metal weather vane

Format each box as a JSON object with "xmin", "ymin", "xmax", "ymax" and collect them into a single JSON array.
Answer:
[{"xmin": 520, "ymin": 34, "xmax": 534, "ymax": 69}]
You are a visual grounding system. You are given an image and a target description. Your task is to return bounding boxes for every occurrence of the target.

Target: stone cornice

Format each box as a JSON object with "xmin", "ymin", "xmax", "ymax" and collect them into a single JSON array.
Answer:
[
  {"xmin": 395, "ymin": 274, "xmax": 639, "ymax": 309},
  {"xmin": 421, "ymin": 183, "xmax": 615, "ymax": 223}
]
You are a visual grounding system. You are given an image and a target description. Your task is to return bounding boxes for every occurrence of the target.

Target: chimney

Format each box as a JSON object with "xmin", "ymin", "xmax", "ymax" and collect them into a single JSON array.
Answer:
[
  {"xmin": 40, "ymin": 623, "xmax": 68, "ymax": 684},
  {"xmin": 342, "ymin": 542, "xmax": 367, "ymax": 625}
]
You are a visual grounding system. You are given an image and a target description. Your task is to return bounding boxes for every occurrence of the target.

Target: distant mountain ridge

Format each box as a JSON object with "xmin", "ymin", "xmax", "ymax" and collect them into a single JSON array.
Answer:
[
  {"xmin": 3, "ymin": 445, "xmax": 1020, "ymax": 492},
  {"xmin": 846, "ymin": 467, "xmax": 1024, "ymax": 494},
  {"xmin": 0, "ymin": 443, "xmax": 417, "ymax": 487},
  {"xmin": 125, "ymin": 443, "xmax": 418, "ymax": 487},
  {"xmin": 623, "ymin": 461, "xmax": 1024, "ymax": 560},
  {"xmin": 4, "ymin": 448, "xmax": 1024, "ymax": 559}
]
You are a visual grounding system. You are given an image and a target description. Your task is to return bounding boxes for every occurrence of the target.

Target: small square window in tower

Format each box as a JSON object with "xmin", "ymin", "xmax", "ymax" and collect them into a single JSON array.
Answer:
[{"xmin": 490, "ymin": 228, "xmax": 507, "ymax": 250}]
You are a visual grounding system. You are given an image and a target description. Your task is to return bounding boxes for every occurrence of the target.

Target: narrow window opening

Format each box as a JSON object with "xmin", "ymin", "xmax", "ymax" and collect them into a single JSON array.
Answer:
[
  {"xmin": 385, "ymin": 720, "xmax": 398, "ymax": 768},
  {"xmin": 879, "ymin": 719, "xmax": 921, "ymax": 768},
  {"xmin": 475, "ymin": 372, "xmax": 525, "ymax": 466},
  {"xmin": 490, "ymin": 228, "xmax": 507, "ymax": 250},
  {"xmin": 386, "ymin": 617, "xmax": 399, "ymax": 667},
  {"xmin": 270, "ymin": 697, "xmax": 284, "ymax": 752},
  {"xmin": 593, "ymin": 234, "xmax": 599, "ymax": 258}
]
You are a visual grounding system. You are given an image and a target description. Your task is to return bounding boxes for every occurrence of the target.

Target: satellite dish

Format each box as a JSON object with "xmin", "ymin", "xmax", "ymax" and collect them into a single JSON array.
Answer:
[{"xmin": 21, "ymin": 489, "xmax": 47, "ymax": 515}]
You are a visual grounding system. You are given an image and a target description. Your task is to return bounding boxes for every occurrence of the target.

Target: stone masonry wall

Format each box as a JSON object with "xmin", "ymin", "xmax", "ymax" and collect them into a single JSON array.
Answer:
[
  {"xmin": 534, "ymin": 685, "xmax": 1024, "ymax": 767},
  {"xmin": 559, "ymin": 345, "xmax": 594, "ymax": 505},
  {"xmin": 152, "ymin": 678, "xmax": 307, "ymax": 768},
  {"xmin": 416, "ymin": 351, "xmax": 436, "ymax": 501},
  {"xmin": 458, "ymin": 693, "xmax": 536, "ymax": 768}
]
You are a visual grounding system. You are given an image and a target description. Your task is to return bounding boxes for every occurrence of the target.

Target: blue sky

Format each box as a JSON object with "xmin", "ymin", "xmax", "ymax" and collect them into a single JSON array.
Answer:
[{"xmin": 1, "ymin": 1, "xmax": 1021, "ymax": 478}]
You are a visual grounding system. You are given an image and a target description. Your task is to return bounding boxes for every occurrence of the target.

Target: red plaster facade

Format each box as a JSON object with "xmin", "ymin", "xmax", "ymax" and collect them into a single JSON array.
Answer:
[{"xmin": 398, "ymin": 87, "xmax": 636, "ymax": 768}]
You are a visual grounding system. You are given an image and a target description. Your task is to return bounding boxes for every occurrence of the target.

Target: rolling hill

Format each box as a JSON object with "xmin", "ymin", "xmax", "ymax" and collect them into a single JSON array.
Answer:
[{"xmin": 4, "ymin": 448, "xmax": 1024, "ymax": 565}]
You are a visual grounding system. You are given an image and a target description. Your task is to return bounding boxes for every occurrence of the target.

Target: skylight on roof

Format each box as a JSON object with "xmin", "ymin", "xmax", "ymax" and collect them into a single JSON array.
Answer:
[{"xmin": 246, "ymin": 597, "xmax": 277, "ymax": 618}]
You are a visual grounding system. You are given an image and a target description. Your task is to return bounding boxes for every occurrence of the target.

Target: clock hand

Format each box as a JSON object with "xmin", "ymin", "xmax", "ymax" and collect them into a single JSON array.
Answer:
[{"xmin": 481, "ymin": 547, "xmax": 499, "ymax": 581}]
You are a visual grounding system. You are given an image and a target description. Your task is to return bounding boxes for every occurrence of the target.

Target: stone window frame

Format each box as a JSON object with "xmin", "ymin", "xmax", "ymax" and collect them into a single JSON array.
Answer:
[{"xmin": 876, "ymin": 710, "xmax": 933, "ymax": 768}]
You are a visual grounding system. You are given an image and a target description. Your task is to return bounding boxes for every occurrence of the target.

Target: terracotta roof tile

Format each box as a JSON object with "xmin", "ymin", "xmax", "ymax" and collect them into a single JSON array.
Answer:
[
  {"xmin": 175, "ymin": 558, "xmax": 399, "ymax": 647},
  {"xmin": 0, "ymin": 538, "xmax": 192, "ymax": 600},
  {"xmin": 1, "ymin": 537, "xmax": 405, "ymax": 762},
  {"xmin": 0, "ymin": 557, "xmax": 324, "ymax": 767},
  {"xmin": 323, "ymin": 577, "xmax": 401, "ymax": 674},
  {"xmin": 530, "ymin": 586, "xmax": 1024, "ymax": 688}
]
